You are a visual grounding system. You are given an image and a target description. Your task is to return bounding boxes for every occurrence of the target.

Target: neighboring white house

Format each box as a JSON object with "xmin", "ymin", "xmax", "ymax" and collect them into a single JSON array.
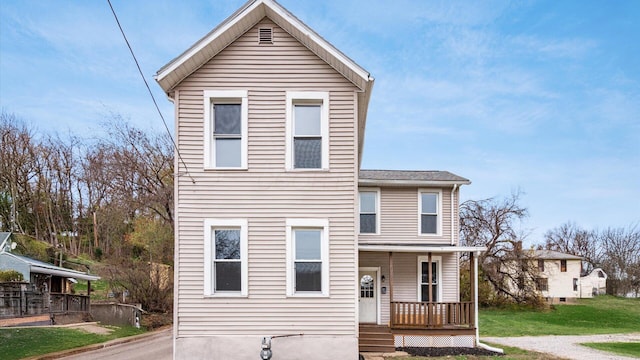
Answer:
[
  {"xmin": 532, "ymin": 250, "xmax": 583, "ymax": 303},
  {"xmin": 579, "ymin": 267, "xmax": 607, "ymax": 298},
  {"xmin": 155, "ymin": 1, "xmax": 485, "ymax": 359}
]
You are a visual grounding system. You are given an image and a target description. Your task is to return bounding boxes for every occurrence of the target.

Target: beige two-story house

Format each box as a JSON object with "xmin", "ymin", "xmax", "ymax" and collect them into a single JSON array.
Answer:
[{"xmin": 155, "ymin": 1, "xmax": 484, "ymax": 359}]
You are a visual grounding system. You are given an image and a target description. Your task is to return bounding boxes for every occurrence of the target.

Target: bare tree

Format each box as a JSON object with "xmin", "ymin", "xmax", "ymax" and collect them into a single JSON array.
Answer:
[
  {"xmin": 544, "ymin": 222, "xmax": 600, "ymax": 274},
  {"xmin": 460, "ymin": 192, "xmax": 541, "ymax": 304},
  {"xmin": 599, "ymin": 224, "xmax": 640, "ymax": 297}
]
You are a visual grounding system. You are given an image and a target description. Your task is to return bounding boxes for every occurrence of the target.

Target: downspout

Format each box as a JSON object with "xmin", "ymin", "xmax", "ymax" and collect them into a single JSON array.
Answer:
[
  {"xmin": 450, "ymin": 184, "xmax": 458, "ymax": 245},
  {"xmin": 474, "ymin": 250, "xmax": 503, "ymax": 353}
]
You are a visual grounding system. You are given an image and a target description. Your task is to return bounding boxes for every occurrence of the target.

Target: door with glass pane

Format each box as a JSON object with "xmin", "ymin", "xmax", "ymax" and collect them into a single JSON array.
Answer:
[{"xmin": 359, "ymin": 269, "xmax": 377, "ymax": 323}]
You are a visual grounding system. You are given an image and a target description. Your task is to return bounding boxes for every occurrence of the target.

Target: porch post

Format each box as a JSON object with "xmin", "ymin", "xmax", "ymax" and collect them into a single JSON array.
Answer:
[
  {"xmin": 87, "ymin": 280, "xmax": 92, "ymax": 312},
  {"xmin": 388, "ymin": 252, "xmax": 394, "ymax": 302},
  {"xmin": 469, "ymin": 251, "xmax": 475, "ymax": 327},
  {"xmin": 427, "ymin": 252, "xmax": 433, "ymax": 302},
  {"xmin": 389, "ymin": 252, "xmax": 394, "ymax": 327},
  {"xmin": 473, "ymin": 251, "xmax": 480, "ymax": 344}
]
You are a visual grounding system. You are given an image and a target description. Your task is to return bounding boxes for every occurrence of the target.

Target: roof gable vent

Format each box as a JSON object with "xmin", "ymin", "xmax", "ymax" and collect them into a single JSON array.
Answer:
[{"xmin": 258, "ymin": 27, "xmax": 273, "ymax": 44}]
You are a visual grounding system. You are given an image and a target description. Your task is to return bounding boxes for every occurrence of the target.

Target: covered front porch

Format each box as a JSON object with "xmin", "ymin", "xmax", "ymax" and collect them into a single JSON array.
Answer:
[{"xmin": 358, "ymin": 245, "xmax": 484, "ymax": 350}]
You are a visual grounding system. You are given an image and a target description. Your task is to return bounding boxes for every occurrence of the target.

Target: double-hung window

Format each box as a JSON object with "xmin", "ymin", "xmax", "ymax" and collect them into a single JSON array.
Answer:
[
  {"xmin": 286, "ymin": 219, "xmax": 329, "ymax": 296},
  {"xmin": 204, "ymin": 90, "xmax": 248, "ymax": 169},
  {"xmin": 286, "ymin": 92, "xmax": 329, "ymax": 170},
  {"xmin": 419, "ymin": 190, "xmax": 441, "ymax": 235},
  {"xmin": 359, "ymin": 190, "xmax": 379, "ymax": 234},
  {"xmin": 560, "ymin": 260, "xmax": 567, "ymax": 272},
  {"xmin": 204, "ymin": 219, "xmax": 248, "ymax": 296},
  {"xmin": 418, "ymin": 256, "xmax": 440, "ymax": 302}
]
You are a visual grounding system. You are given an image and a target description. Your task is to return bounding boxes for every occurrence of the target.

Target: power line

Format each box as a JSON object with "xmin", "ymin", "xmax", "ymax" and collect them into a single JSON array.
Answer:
[{"xmin": 107, "ymin": 0, "xmax": 195, "ymax": 184}]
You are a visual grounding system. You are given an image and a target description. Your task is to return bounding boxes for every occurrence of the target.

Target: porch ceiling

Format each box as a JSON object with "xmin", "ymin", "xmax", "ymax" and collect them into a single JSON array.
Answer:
[{"xmin": 359, "ymin": 244, "xmax": 486, "ymax": 254}]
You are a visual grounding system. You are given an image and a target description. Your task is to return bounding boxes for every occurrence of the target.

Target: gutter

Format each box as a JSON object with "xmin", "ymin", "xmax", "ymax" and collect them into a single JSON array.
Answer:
[
  {"xmin": 472, "ymin": 250, "xmax": 504, "ymax": 353},
  {"xmin": 450, "ymin": 184, "xmax": 458, "ymax": 246}
]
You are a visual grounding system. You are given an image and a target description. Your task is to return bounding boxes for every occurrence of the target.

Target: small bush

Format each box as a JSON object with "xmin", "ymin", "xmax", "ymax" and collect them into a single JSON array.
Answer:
[{"xmin": 0, "ymin": 270, "xmax": 24, "ymax": 282}]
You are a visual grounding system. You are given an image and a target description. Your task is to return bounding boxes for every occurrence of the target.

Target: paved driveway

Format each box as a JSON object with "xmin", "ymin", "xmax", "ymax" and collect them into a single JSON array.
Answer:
[
  {"xmin": 59, "ymin": 327, "xmax": 172, "ymax": 360},
  {"xmin": 483, "ymin": 333, "xmax": 640, "ymax": 360}
]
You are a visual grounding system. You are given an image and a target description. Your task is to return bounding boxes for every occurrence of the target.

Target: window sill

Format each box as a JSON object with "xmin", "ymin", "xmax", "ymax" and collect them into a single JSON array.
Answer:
[
  {"xmin": 287, "ymin": 292, "xmax": 329, "ymax": 298},
  {"xmin": 203, "ymin": 167, "xmax": 248, "ymax": 171},
  {"xmin": 204, "ymin": 293, "xmax": 248, "ymax": 298}
]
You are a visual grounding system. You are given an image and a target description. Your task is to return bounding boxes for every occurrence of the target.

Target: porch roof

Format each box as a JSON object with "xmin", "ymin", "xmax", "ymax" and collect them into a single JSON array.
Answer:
[
  {"xmin": 1, "ymin": 252, "xmax": 100, "ymax": 281},
  {"xmin": 359, "ymin": 243, "xmax": 486, "ymax": 254}
]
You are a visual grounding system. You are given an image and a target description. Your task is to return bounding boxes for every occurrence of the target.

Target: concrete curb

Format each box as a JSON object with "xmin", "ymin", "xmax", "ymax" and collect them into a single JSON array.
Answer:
[{"xmin": 22, "ymin": 325, "xmax": 172, "ymax": 360}]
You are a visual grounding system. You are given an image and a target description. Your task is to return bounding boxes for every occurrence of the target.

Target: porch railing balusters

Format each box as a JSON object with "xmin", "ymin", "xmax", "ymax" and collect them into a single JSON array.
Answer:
[{"xmin": 390, "ymin": 301, "xmax": 474, "ymax": 329}]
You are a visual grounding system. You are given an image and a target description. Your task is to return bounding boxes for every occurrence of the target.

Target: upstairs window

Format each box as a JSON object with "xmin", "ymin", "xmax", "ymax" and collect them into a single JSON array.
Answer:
[
  {"xmin": 561, "ymin": 260, "xmax": 567, "ymax": 272},
  {"xmin": 359, "ymin": 190, "xmax": 379, "ymax": 234},
  {"xmin": 204, "ymin": 90, "xmax": 248, "ymax": 169},
  {"xmin": 419, "ymin": 191, "xmax": 440, "ymax": 235},
  {"xmin": 286, "ymin": 92, "xmax": 329, "ymax": 170},
  {"xmin": 538, "ymin": 259, "xmax": 545, "ymax": 272}
]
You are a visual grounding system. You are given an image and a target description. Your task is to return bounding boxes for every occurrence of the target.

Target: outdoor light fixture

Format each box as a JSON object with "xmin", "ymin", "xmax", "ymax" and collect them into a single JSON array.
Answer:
[
  {"xmin": 260, "ymin": 337, "xmax": 273, "ymax": 360},
  {"xmin": 381, "ymin": 275, "xmax": 386, "ymax": 282}
]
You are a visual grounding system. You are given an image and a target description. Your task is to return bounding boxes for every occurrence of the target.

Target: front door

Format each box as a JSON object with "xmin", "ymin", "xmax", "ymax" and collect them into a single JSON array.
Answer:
[{"xmin": 359, "ymin": 269, "xmax": 377, "ymax": 323}]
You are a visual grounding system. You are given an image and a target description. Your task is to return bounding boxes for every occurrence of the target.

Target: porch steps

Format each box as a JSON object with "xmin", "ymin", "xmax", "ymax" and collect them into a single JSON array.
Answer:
[{"xmin": 359, "ymin": 324, "xmax": 395, "ymax": 353}]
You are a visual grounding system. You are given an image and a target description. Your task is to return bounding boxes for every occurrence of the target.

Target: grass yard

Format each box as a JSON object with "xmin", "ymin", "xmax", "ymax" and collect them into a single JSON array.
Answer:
[
  {"xmin": 581, "ymin": 342, "xmax": 640, "ymax": 358},
  {"xmin": 0, "ymin": 326, "xmax": 145, "ymax": 360},
  {"xmin": 480, "ymin": 295, "xmax": 640, "ymax": 337}
]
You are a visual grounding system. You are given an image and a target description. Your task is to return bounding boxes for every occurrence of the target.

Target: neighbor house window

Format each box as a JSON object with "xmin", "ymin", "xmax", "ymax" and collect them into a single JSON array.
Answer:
[
  {"xmin": 359, "ymin": 190, "xmax": 379, "ymax": 234},
  {"xmin": 418, "ymin": 256, "xmax": 440, "ymax": 302},
  {"xmin": 573, "ymin": 278, "xmax": 578, "ymax": 291},
  {"xmin": 538, "ymin": 259, "xmax": 545, "ymax": 272},
  {"xmin": 286, "ymin": 219, "xmax": 329, "ymax": 296},
  {"xmin": 536, "ymin": 278, "xmax": 548, "ymax": 291},
  {"xmin": 286, "ymin": 92, "xmax": 329, "ymax": 170},
  {"xmin": 203, "ymin": 90, "xmax": 248, "ymax": 169},
  {"xmin": 419, "ymin": 190, "xmax": 441, "ymax": 235},
  {"xmin": 560, "ymin": 260, "xmax": 567, "ymax": 272},
  {"xmin": 204, "ymin": 219, "xmax": 248, "ymax": 296}
]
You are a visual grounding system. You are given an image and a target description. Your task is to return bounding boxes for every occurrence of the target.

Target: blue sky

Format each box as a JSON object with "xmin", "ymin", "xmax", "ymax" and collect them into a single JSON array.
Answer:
[{"xmin": 1, "ymin": 0, "xmax": 639, "ymax": 244}]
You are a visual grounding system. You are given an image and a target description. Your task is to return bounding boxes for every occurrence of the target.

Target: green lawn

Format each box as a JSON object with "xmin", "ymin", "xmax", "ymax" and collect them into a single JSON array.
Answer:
[
  {"xmin": 0, "ymin": 326, "xmax": 145, "ymax": 360},
  {"xmin": 480, "ymin": 296, "xmax": 640, "ymax": 337},
  {"xmin": 581, "ymin": 342, "xmax": 640, "ymax": 358}
]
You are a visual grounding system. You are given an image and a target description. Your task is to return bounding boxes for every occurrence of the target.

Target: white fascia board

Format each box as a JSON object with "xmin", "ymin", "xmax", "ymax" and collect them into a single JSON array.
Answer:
[
  {"xmin": 359, "ymin": 244, "xmax": 486, "ymax": 254},
  {"xmin": 265, "ymin": 1, "xmax": 371, "ymax": 84},
  {"xmin": 156, "ymin": 0, "xmax": 263, "ymax": 84},
  {"xmin": 358, "ymin": 179, "xmax": 471, "ymax": 187}
]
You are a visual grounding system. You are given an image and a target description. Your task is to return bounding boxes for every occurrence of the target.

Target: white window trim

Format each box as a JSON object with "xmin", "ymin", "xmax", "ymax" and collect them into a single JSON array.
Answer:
[
  {"xmin": 359, "ymin": 188, "xmax": 381, "ymax": 235},
  {"xmin": 203, "ymin": 90, "xmax": 248, "ymax": 170},
  {"xmin": 418, "ymin": 189, "xmax": 443, "ymax": 236},
  {"xmin": 285, "ymin": 91, "xmax": 329, "ymax": 171},
  {"xmin": 285, "ymin": 218, "xmax": 330, "ymax": 297},
  {"xmin": 417, "ymin": 255, "xmax": 442, "ymax": 302},
  {"xmin": 203, "ymin": 219, "xmax": 248, "ymax": 297}
]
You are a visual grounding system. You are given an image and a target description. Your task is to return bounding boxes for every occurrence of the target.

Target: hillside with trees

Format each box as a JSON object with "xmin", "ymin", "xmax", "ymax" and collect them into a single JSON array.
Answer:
[{"xmin": 1, "ymin": 111, "xmax": 173, "ymax": 312}]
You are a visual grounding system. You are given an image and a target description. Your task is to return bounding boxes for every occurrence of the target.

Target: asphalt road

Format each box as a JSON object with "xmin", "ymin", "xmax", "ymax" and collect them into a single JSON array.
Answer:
[{"xmin": 59, "ymin": 328, "xmax": 172, "ymax": 360}]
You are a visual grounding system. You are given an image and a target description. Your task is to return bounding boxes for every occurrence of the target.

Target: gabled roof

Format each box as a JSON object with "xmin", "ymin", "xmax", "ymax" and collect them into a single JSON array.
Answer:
[
  {"xmin": 155, "ymin": 0, "xmax": 374, "ymax": 160},
  {"xmin": 156, "ymin": 0, "xmax": 373, "ymax": 94},
  {"xmin": 1, "ymin": 252, "xmax": 100, "ymax": 281},
  {"xmin": 359, "ymin": 170, "xmax": 471, "ymax": 187},
  {"xmin": 531, "ymin": 249, "xmax": 583, "ymax": 260}
]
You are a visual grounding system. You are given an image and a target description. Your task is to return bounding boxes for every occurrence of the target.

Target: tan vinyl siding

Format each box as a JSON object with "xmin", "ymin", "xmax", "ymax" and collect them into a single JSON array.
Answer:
[
  {"xmin": 174, "ymin": 18, "xmax": 359, "ymax": 337},
  {"xmin": 359, "ymin": 252, "xmax": 460, "ymax": 325},
  {"xmin": 359, "ymin": 187, "xmax": 457, "ymax": 245}
]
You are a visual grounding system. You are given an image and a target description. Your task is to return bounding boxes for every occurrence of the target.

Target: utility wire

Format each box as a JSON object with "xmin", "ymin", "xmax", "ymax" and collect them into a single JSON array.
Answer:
[{"xmin": 107, "ymin": 0, "xmax": 195, "ymax": 184}]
